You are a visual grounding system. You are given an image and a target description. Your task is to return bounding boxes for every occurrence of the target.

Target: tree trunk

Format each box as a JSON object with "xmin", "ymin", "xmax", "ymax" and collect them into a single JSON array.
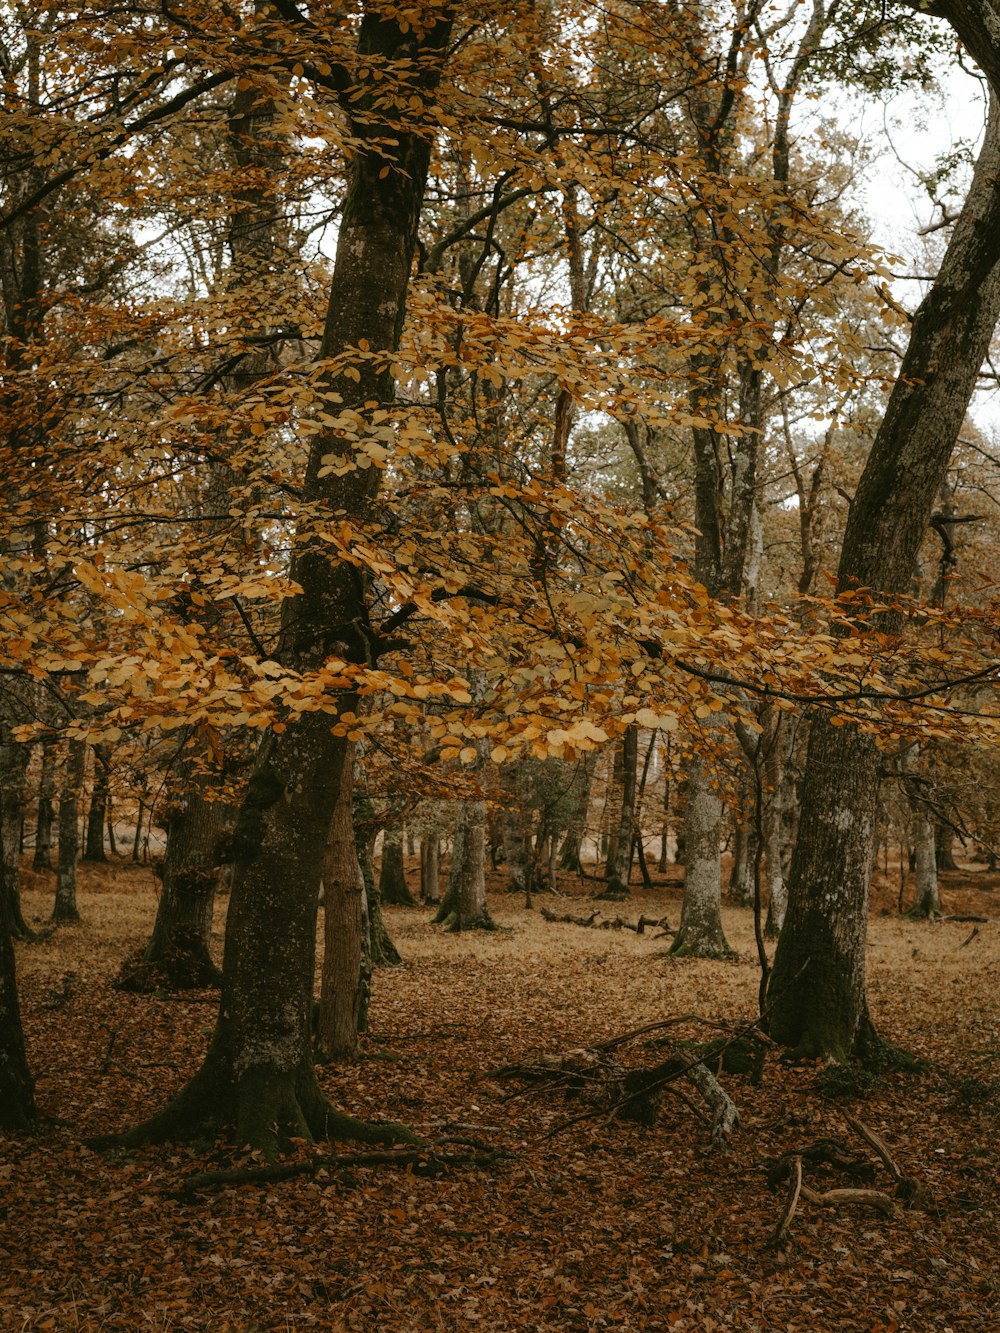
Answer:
[
  {"xmin": 671, "ymin": 750, "xmax": 733, "ymax": 957},
  {"xmin": 936, "ymin": 823, "xmax": 959, "ymax": 871},
  {"xmin": 421, "ymin": 832, "xmax": 441, "ymax": 903},
  {"xmin": 728, "ymin": 819, "xmax": 755, "ymax": 906},
  {"xmin": 53, "ymin": 739, "xmax": 86, "ymax": 923},
  {"xmin": 0, "ymin": 908, "xmax": 36, "ymax": 1131},
  {"xmin": 768, "ymin": 95, "xmax": 1000, "ymax": 1059},
  {"xmin": 378, "ymin": 829, "xmax": 414, "ymax": 906},
  {"xmin": 120, "ymin": 769, "xmax": 231, "ymax": 991},
  {"xmin": 438, "ymin": 797, "xmax": 495, "ymax": 931},
  {"xmin": 33, "ymin": 739, "xmax": 56, "ymax": 871},
  {"xmin": 0, "ymin": 734, "xmax": 31, "ymax": 937},
  {"xmin": 108, "ymin": 9, "xmax": 450, "ymax": 1156},
  {"xmin": 604, "ymin": 725, "xmax": 637, "ymax": 897},
  {"xmin": 500, "ymin": 760, "xmax": 536, "ymax": 897},
  {"xmin": 910, "ymin": 815, "xmax": 941, "ymax": 919},
  {"xmin": 318, "ymin": 748, "xmax": 369, "ymax": 1062},
  {"xmin": 762, "ymin": 724, "xmax": 787, "ymax": 940},
  {"xmin": 83, "ymin": 743, "xmax": 109, "ymax": 862}
]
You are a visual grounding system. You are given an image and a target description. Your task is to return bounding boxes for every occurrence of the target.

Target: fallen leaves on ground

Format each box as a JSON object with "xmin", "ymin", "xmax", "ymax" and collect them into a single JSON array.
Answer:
[{"xmin": 3, "ymin": 859, "xmax": 1000, "ymax": 1330}]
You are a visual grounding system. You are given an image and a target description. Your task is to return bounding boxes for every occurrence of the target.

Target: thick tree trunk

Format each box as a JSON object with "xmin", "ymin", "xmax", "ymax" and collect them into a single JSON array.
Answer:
[
  {"xmin": 318, "ymin": 749, "xmax": 369, "ymax": 1062},
  {"xmin": 83, "ymin": 743, "xmax": 109, "ymax": 862},
  {"xmin": 671, "ymin": 751, "xmax": 733, "ymax": 957},
  {"xmin": 500, "ymin": 778, "xmax": 534, "ymax": 898},
  {"xmin": 33, "ymin": 739, "xmax": 56, "ymax": 871},
  {"xmin": 768, "ymin": 96, "xmax": 1000, "ymax": 1059},
  {"xmin": 53, "ymin": 739, "xmax": 86, "ymax": 923},
  {"xmin": 0, "ymin": 754, "xmax": 36, "ymax": 1129},
  {"xmin": 108, "ymin": 9, "xmax": 450, "ymax": 1156},
  {"xmin": 0, "ymin": 911, "xmax": 35, "ymax": 1131},
  {"xmin": 437, "ymin": 797, "xmax": 495, "ymax": 931}
]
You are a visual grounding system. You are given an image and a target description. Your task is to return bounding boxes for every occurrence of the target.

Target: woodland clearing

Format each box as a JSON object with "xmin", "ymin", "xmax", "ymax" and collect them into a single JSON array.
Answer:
[{"xmin": 3, "ymin": 858, "xmax": 1000, "ymax": 1332}]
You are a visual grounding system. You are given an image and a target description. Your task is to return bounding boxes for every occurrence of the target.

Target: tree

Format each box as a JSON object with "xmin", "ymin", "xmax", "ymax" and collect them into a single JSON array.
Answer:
[
  {"xmin": 768, "ymin": 92, "xmax": 1000, "ymax": 1060},
  {"xmin": 108, "ymin": 3, "xmax": 454, "ymax": 1156}
]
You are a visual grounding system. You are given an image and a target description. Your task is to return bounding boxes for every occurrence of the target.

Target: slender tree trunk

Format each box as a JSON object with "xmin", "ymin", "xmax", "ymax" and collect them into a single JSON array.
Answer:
[
  {"xmin": 769, "ymin": 96, "xmax": 1000, "ymax": 1059},
  {"xmin": 33, "ymin": 740, "xmax": 56, "ymax": 871},
  {"xmin": 604, "ymin": 726, "xmax": 637, "ymax": 897},
  {"xmin": 379, "ymin": 828, "xmax": 414, "ymax": 905},
  {"xmin": 53, "ymin": 739, "xmax": 86, "ymax": 922},
  {"xmin": 671, "ymin": 749, "xmax": 733, "ymax": 957},
  {"xmin": 762, "ymin": 723, "xmax": 787, "ymax": 939},
  {"xmin": 728, "ymin": 819, "xmax": 755, "ymax": 906},
  {"xmin": 83, "ymin": 743, "xmax": 109, "ymax": 862},
  {"xmin": 911, "ymin": 815, "xmax": 941, "ymax": 918},
  {"xmin": 318, "ymin": 749, "xmax": 369, "ymax": 1062},
  {"xmin": 421, "ymin": 832, "xmax": 441, "ymax": 904}
]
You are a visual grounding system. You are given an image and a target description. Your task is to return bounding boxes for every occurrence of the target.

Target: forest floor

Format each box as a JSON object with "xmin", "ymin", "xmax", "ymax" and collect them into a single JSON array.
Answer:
[{"xmin": 4, "ymin": 857, "xmax": 1000, "ymax": 1332}]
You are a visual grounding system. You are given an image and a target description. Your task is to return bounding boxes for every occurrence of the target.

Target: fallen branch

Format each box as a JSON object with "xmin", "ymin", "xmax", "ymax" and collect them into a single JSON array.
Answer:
[
  {"xmin": 540, "ymin": 906, "xmax": 672, "ymax": 935},
  {"xmin": 768, "ymin": 1154, "xmax": 803, "ymax": 1248}
]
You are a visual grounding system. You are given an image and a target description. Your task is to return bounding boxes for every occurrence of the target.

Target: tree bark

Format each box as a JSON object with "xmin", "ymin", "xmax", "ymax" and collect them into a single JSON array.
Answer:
[
  {"xmin": 421, "ymin": 832, "xmax": 441, "ymax": 903},
  {"xmin": 604, "ymin": 725, "xmax": 638, "ymax": 897},
  {"xmin": 671, "ymin": 748, "xmax": 733, "ymax": 957},
  {"xmin": 33, "ymin": 739, "xmax": 56, "ymax": 871},
  {"xmin": 318, "ymin": 748, "xmax": 369, "ymax": 1062},
  {"xmin": 378, "ymin": 829, "xmax": 415, "ymax": 905},
  {"xmin": 120, "ymin": 767, "xmax": 232, "ymax": 990},
  {"xmin": 83, "ymin": 743, "xmax": 109, "ymax": 862},
  {"xmin": 768, "ymin": 94, "xmax": 1000, "ymax": 1059},
  {"xmin": 53, "ymin": 739, "xmax": 86, "ymax": 923}
]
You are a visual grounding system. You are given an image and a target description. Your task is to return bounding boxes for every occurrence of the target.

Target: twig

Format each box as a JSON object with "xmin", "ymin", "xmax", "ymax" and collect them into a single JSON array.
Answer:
[{"xmin": 768, "ymin": 1153, "xmax": 802, "ymax": 1248}]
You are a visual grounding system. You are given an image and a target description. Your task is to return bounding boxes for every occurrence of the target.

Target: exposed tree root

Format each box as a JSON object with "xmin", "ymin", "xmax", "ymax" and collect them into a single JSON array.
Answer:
[
  {"xmin": 87, "ymin": 1037, "xmax": 420, "ymax": 1161},
  {"xmin": 171, "ymin": 1143, "xmax": 509, "ymax": 1199}
]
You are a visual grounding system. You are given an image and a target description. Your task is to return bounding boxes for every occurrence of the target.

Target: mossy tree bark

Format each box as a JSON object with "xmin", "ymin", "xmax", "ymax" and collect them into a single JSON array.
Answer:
[
  {"xmin": 768, "ymin": 94, "xmax": 1000, "ymax": 1059},
  {"xmin": 109, "ymin": 7, "xmax": 450, "ymax": 1157},
  {"xmin": 0, "ymin": 770, "xmax": 36, "ymax": 1130}
]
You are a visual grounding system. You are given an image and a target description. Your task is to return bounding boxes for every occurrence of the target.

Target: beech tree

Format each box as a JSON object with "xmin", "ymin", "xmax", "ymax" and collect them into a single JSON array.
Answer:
[{"xmin": 769, "ymin": 88, "xmax": 1000, "ymax": 1060}]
